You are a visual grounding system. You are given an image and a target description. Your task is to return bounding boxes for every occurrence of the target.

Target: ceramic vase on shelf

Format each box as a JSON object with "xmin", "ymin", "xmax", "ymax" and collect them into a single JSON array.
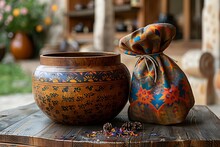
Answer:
[{"xmin": 10, "ymin": 32, "xmax": 33, "ymax": 60}]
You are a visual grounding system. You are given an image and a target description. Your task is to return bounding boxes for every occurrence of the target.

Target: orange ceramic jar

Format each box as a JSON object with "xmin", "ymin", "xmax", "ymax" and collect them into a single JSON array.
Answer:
[
  {"xmin": 10, "ymin": 32, "xmax": 33, "ymax": 60},
  {"xmin": 32, "ymin": 52, "xmax": 130, "ymax": 125}
]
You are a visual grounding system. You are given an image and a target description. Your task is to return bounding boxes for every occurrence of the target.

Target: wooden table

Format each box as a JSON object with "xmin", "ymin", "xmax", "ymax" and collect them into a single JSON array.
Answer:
[{"xmin": 0, "ymin": 103, "xmax": 219, "ymax": 147}]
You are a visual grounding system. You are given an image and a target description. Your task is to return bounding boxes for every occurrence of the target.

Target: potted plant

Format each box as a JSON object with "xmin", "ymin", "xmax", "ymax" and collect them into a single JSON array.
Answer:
[{"xmin": 0, "ymin": 0, "xmax": 58, "ymax": 60}]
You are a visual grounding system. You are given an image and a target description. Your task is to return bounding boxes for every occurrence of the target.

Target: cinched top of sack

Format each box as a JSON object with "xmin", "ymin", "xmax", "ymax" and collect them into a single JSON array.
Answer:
[{"xmin": 119, "ymin": 23, "xmax": 176, "ymax": 55}]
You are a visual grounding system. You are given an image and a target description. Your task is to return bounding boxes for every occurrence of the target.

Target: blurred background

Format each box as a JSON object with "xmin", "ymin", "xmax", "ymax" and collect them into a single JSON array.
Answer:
[{"xmin": 0, "ymin": 0, "xmax": 219, "ymax": 116}]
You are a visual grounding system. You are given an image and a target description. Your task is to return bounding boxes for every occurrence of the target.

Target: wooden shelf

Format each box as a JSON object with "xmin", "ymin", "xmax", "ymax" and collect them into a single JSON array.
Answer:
[
  {"xmin": 67, "ymin": 9, "xmax": 94, "ymax": 17},
  {"xmin": 65, "ymin": 0, "xmax": 201, "ymax": 47},
  {"xmin": 114, "ymin": 4, "xmax": 139, "ymax": 13},
  {"xmin": 66, "ymin": 4, "xmax": 139, "ymax": 18},
  {"xmin": 65, "ymin": 0, "xmax": 159, "ymax": 44}
]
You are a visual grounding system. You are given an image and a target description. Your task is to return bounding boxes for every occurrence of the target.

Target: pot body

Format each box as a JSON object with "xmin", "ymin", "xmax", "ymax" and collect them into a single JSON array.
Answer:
[
  {"xmin": 10, "ymin": 32, "xmax": 33, "ymax": 60},
  {"xmin": 32, "ymin": 52, "xmax": 130, "ymax": 125}
]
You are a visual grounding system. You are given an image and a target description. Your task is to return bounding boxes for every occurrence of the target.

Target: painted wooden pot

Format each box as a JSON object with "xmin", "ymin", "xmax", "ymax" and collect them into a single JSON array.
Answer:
[{"xmin": 32, "ymin": 52, "xmax": 130, "ymax": 125}]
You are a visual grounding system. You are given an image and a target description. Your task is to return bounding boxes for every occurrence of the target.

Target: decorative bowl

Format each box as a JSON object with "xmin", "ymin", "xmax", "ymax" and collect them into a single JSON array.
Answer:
[{"xmin": 32, "ymin": 52, "xmax": 130, "ymax": 125}]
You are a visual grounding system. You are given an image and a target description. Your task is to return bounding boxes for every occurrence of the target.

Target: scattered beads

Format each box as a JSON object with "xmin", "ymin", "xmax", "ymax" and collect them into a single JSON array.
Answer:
[
  {"xmin": 104, "ymin": 127, "xmax": 139, "ymax": 137},
  {"xmin": 103, "ymin": 122, "xmax": 113, "ymax": 132},
  {"xmin": 85, "ymin": 122, "xmax": 142, "ymax": 138},
  {"xmin": 121, "ymin": 121, "xmax": 142, "ymax": 131},
  {"xmin": 85, "ymin": 131, "xmax": 102, "ymax": 138}
]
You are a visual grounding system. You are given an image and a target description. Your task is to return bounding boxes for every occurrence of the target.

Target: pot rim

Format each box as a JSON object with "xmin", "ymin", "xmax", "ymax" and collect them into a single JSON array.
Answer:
[
  {"xmin": 40, "ymin": 52, "xmax": 119, "ymax": 58},
  {"xmin": 40, "ymin": 52, "xmax": 121, "ymax": 66}
]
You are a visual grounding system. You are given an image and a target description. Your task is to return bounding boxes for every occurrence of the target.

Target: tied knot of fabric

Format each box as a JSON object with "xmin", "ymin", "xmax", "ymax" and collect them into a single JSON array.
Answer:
[
  {"xmin": 135, "ymin": 53, "xmax": 177, "ymax": 83},
  {"xmin": 136, "ymin": 54, "xmax": 160, "ymax": 83}
]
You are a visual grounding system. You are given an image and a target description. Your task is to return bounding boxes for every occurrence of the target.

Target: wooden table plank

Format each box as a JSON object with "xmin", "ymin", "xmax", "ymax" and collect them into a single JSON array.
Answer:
[
  {"xmin": 32, "ymin": 123, "xmax": 78, "ymax": 147},
  {"xmin": 0, "ymin": 104, "xmax": 38, "ymax": 131},
  {"xmin": 0, "ymin": 143, "xmax": 35, "ymax": 147},
  {"xmin": 0, "ymin": 104, "xmax": 219, "ymax": 147}
]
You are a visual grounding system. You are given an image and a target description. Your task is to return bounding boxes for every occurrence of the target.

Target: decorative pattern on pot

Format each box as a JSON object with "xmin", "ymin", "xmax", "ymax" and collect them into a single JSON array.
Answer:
[
  {"xmin": 32, "ymin": 52, "xmax": 130, "ymax": 125},
  {"xmin": 33, "ymin": 69, "xmax": 128, "ymax": 83}
]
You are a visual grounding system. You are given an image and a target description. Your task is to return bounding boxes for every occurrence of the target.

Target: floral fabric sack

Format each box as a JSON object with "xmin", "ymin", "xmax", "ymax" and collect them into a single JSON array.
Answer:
[{"xmin": 119, "ymin": 23, "xmax": 194, "ymax": 125}]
